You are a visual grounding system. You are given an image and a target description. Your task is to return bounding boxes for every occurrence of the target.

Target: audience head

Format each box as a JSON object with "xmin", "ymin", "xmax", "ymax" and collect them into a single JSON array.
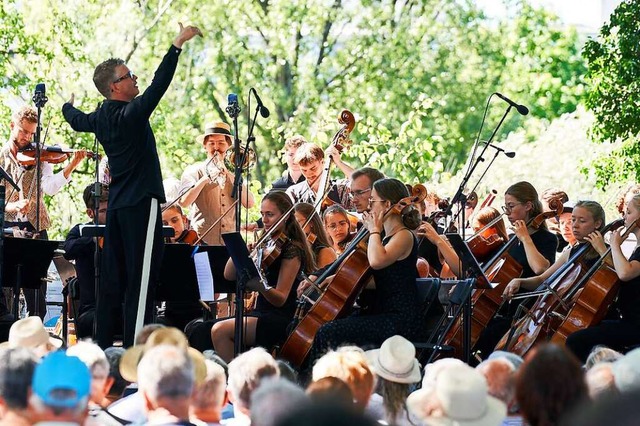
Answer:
[
  {"xmin": 312, "ymin": 347, "xmax": 375, "ymax": 412},
  {"xmin": 135, "ymin": 323, "xmax": 166, "ymax": 345},
  {"xmin": 306, "ymin": 376, "xmax": 354, "ymax": 409},
  {"xmin": 276, "ymin": 402, "xmax": 378, "ymax": 426},
  {"xmin": 190, "ymin": 359, "xmax": 227, "ymax": 422},
  {"xmin": 4, "ymin": 316, "xmax": 62, "ymax": 358},
  {"xmin": 516, "ymin": 344, "xmax": 587, "ymax": 426},
  {"xmin": 0, "ymin": 347, "xmax": 37, "ymax": 416},
  {"xmin": 562, "ymin": 387, "xmax": 640, "ymax": 426},
  {"xmin": 137, "ymin": 344, "xmax": 194, "ymax": 415},
  {"xmin": 227, "ymin": 347, "xmax": 279, "ymax": 415},
  {"xmin": 103, "ymin": 347, "xmax": 129, "ymax": 402},
  {"xmin": 250, "ymin": 378, "xmax": 308, "ymax": 426},
  {"xmin": 66, "ymin": 341, "xmax": 111, "ymax": 406},
  {"xmin": 585, "ymin": 362, "xmax": 617, "ymax": 400},
  {"xmin": 408, "ymin": 363, "xmax": 506, "ymax": 426},
  {"xmin": 584, "ymin": 345, "xmax": 623, "ymax": 370},
  {"xmin": 30, "ymin": 351, "xmax": 91, "ymax": 424},
  {"xmin": 476, "ymin": 358, "xmax": 517, "ymax": 413},
  {"xmin": 610, "ymin": 347, "xmax": 640, "ymax": 393},
  {"xmin": 487, "ymin": 350, "xmax": 524, "ymax": 371}
]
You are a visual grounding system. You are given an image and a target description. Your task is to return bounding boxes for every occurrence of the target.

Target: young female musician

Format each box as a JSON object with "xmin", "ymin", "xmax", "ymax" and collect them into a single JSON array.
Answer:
[
  {"xmin": 565, "ymin": 195, "xmax": 640, "ymax": 362},
  {"xmin": 307, "ymin": 178, "xmax": 423, "ymax": 360},
  {"xmin": 473, "ymin": 181, "xmax": 558, "ymax": 358},
  {"xmin": 323, "ymin": 204, "xmax": 354, "ymax": 255},
  {"xmin": 294, "ymin": 203, "xmax": 337, "ymax": 268},
  {"xmin": 211, "ymin": 190, "xmax": 315, "ymax": 362}
]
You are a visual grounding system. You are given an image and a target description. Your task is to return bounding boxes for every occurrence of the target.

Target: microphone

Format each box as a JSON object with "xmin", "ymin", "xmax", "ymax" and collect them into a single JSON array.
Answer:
[
  {"xmin": 225, "ymin": 93, "xmax": 241, "ymax": 119},
  {"xmin": 495, "ymin": 92, "xmax": 529, "ymax": 116},
  {"xmin": 482, "ymin": 141, "xmax": 516, "ymax": 158},
  {"xmin": 32, "ymin": 83, "xmax": 48, "ymax": 108},
  {"xmin": 250, "ymin": 88, "xmax": 270, "ymax": 118}
]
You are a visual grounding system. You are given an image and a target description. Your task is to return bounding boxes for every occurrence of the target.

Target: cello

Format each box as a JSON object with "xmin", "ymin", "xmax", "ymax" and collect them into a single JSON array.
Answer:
[
  {"xmin": 550, "ymin": 216, "xmax": 640, "ymax": 344},
  {"xmin": 437, "ymin": 201, "xmax": 563, "ymax": 359},
  {"xmin": 495, "ymin": 218, "xmax": 625, "ymax": 356},
  {"xmin": 278, "ymin": 185, "xmax": 427, "ymax": 367}
]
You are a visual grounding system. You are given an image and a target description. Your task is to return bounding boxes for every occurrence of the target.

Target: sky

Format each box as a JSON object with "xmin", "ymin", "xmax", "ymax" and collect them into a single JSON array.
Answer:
[{"xmin": 475, "ymin": 0, "xmax": 622, "ymax": 32}]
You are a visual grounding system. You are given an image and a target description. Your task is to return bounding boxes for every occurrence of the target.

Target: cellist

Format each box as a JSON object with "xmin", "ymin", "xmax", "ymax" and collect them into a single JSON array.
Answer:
[
  {"xmin": 473, "ymin": 181, "xmax": 558, "ymax": 358},
  {"xmin": 302, "ymin": 178, "xmax": 423, "ymax": 362},
  {"xmin": 566, "ymin": 194, "xmax": 640, "ymax": 362}
]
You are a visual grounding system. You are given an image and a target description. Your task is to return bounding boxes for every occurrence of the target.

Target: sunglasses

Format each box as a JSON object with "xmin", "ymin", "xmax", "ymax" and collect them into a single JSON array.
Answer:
[{"xmin": 113, "ymin": 70, "xmax": 135, "ymax": 84}]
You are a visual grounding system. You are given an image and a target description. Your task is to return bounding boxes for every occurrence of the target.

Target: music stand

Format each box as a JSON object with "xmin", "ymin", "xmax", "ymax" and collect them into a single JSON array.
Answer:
[
  {"xmin": 156, "ymin": 244, "xmax": 236, "ymax": 303},
  {"xmin": 222, "ymin": 232, "xmax": 263, "ymax": 357},
  {"xmin": 3, "ymin": 238, "xmax": 58, "ymax": 318},
  {"xmin": 52, "ymin": 254, "xmax": 77, "ymax": 345},
  {"xmin": 425, "ymin": 234, "xmax": 493, "ymax": 364}
]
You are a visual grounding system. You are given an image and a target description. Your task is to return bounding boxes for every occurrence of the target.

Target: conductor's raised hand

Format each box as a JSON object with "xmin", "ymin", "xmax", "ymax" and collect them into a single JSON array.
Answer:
[
  {"xmin": 173, "ymin": 22, "xmax": 203, "ymax": 49},
  {"xmin": 66, "ymin": 93, "xmax": 75, "ymax": 106}
]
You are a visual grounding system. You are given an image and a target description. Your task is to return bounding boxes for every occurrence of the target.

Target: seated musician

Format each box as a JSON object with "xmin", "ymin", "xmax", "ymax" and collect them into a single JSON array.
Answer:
[
  {"xmin": 471, "ymin": 182, "xmax": 558, "ymax": 358},
  {"xmin": 540, "ymin": 187, "xmax": 570, "ymax": 252},
  {"xmin": 161, "ymin": 204, "xmax": 196, "ymax": 244},
  {"xmin": 211, "ymin": 190, "xmax": 314, "ymax": 362},
  {"xmin": 565, "ymin": 195, "xmax": 640, "ymax": 362},
  {"xmin": 302, "ymin": 178, "xmax": 423, "ymax": 363},
  {"xmin": 294, "ymin": 203, "xmax": 337, "ymax": 268},
  {"xmin": 159, "ymin": 203, "xmax": 203, "ymax": 330},
  {"xmin": 286, "ymin": 142, "xmax": 354, "ymax": 208},
  {"xmin": 323, "ymin": 204, "xmax": 355, "ymax": 255},
  {"xmin": 63, "ymin": 183, "xmax": 117, "ymax": 339}
]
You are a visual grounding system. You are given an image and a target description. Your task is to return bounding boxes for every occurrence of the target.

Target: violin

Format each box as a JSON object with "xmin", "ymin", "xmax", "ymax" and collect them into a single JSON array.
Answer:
[
  {"xmin": 176, "ymin": 229, "xmax": 198, "ymax": 245},
  {"xmin": 17, "ymin": 144, "xmax": 99, "ymax": 167}
]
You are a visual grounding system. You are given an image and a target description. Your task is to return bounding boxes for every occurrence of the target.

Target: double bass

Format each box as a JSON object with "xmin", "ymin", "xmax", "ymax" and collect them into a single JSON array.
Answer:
[{"xmin": 279, "ymin": 185, "xmax": 427, "ymax": 367}]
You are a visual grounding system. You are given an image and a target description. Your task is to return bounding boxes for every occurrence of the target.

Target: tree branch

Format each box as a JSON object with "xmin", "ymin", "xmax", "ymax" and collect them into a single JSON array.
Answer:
[{"xmin": 125, "ymin": 0, "xmax": 175, "ymax": 62}]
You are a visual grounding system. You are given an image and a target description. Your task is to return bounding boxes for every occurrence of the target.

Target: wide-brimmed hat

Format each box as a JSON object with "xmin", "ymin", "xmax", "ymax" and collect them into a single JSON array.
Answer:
[
  {"xmin": 1, "ymin": 316, "xmax": 62, "ymax": 351},
  {"xmin": 119, "ymin": 327, "xmax": 206, "ymax": 384},
  {"xmin": 365, "ymin": 335, "xmax": 421, "ymax": 384},
  {"xmin": 196, "ymin": 122, "xmax": 232, "ymax": 144},
  {"xmin": 408, "ymin": 364, "xmax": 506, "ymax": 426}
]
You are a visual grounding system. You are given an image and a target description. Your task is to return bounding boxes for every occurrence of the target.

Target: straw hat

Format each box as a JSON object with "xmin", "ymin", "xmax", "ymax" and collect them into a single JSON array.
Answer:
[
  {"xmin": 119, "ymin": 327, "xmax": 206, "ymax": 384},
  {"xmin": 408, "ymin": 364, "xmax": 506, "ymax": 426},
  {"xmin": 1, "ymin": 316, "xmax": 62, "ymax": 351},
  {"xmin": 365, "ymin": 335, "xmax": 421, "ymax": 384},
  {"xmin": 196, "ymin": 122, "xmax": 232, "ymax": 144}
]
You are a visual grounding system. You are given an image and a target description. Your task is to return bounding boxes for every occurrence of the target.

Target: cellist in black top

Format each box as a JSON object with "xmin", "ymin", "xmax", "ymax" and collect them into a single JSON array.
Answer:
[
  {"xmin": 62, "ymin": 23, "xmax": 203, "ymax": 348},
  {"xmin": 566, "ymin": 194, "xmax": 640, "ymax": 362}
]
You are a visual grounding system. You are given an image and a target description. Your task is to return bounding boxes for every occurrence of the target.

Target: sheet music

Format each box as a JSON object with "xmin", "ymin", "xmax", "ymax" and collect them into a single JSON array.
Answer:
[{"xmin": 194, "ymin": 252, "xmax": 215, "ymax": 301}]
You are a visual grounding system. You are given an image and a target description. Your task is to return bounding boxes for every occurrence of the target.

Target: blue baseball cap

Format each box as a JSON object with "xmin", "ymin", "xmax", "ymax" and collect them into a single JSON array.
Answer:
[{"xmin": 32, "ymin": 351, "xmax": 91, "ymax": 408}]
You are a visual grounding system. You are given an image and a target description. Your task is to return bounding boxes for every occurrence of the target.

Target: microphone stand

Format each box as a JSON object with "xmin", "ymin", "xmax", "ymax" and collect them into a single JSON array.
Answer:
[
  {"xmin": 91, "ymin": 134, "xmax": 102, "ymax": 340},
  {"xmin": 446, "ymin": 104, "xmax": 514, "ymax": 237}
]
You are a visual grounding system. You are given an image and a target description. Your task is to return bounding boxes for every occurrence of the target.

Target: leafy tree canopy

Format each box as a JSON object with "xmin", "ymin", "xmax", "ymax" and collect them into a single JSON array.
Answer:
[{"xmin": 0, "ymin": 0, "xmax": 586, "ymax": 237}]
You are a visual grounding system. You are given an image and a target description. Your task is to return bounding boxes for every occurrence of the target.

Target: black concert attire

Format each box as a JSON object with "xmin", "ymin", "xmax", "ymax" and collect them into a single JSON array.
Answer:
[
  {"xmin": 474, "ymin": 228, "xmax": 557, "ymax": 358},
  {"xmin": 62, "ymin": 45, "xmax": 183, "ymax": 347},
  {"xmin": 271, "ymin": 171, "xmax": 305, "ymax": 191},
  {"xmin": 63, "ymin": 223, "xmax": 123, "ymax": 338},
  {"xmin": 308, "ymin": 232, "xmax": 421, "ymax": 361},
  {"xmin": 566, "ymin": 246, "xmax": 640, "ymax": 362}
]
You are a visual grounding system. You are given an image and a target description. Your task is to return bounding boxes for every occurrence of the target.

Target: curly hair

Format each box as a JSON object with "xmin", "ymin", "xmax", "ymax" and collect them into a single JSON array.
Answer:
[{"xmin": 11, "ymin": 106, "xmax": 38, "ymax": 125}]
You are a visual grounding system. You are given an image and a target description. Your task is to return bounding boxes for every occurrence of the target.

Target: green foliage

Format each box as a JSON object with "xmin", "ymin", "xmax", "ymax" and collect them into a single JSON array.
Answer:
[
  {"xmin": 0, "ymin": 0, "xmax": 587, "ymax": 237},
  {"xmin": 583, "ymin": 0, "xmax": 640, "ymax": 188}
]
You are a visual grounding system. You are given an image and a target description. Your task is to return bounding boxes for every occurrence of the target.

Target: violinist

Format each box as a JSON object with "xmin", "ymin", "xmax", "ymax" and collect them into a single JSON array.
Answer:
[
  {"xmin": 323, "ymin": 204, "xmax": 355, "ymax": 255},
  {"xmin": 161, "ymin": 204, "xmax": 197, "ymax": 244},
  {"xmin": 566, "ymin": 195, "xmax": 640, "ymax": 362},
  {"xmin": 2, "ymin": 106, "xmax": 87, "ymax": 319},
  {"xmin": 63, "ymin": 183, "xmax": 116, "ymax": 339},
  {"xmin": 285, "ymin": 142, "xmax": 354, "ymax": 208},
  {"xmin": 294, "ymin": 203, "xmax": 337, "ymax": 268},
  {"xmin": 473, "ymin": 181, "xmax": 558, "ymax": 358},
  {"xmin": 179, "ymin": 122, "xmax": 255, "ymax": 246},
  {"xmin": 211, "ymin": 190, "xmax": 315, "ymax": 362},
  {"xmin": 305, "ymin": 178, "xmax": 423, "ymax": 362}
]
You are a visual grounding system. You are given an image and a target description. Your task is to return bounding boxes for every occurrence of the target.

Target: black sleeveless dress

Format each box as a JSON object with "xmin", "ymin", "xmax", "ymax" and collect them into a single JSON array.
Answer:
[{"xmin": 309, "ymin": 232, "xmax": 421, "ymax": 360}]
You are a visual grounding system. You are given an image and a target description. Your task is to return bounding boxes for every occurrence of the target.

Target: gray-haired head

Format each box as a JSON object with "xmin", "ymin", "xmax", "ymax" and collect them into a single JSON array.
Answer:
[
  {"xmin": 137, "ymin": 344, "xmax": 195, "ymax": 403},
  {"xmin": 250, "ymin": 378, "xmax": 308, "ymax": 426},
  {"xmin": 227, "ymin": 347, "xmax": 279, "ymax": 411}
]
